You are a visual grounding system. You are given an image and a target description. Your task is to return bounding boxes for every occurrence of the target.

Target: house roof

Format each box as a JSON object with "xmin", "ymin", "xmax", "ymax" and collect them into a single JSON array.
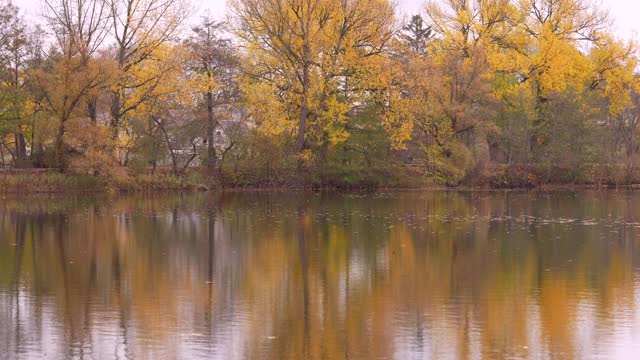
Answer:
[
  {"xmin": 217, "ymin": 119, "xmax": 250, "ymax": 135},
  {"xmin": 164, "ymin": 106, "xmax": 252, "ymax": 132}
]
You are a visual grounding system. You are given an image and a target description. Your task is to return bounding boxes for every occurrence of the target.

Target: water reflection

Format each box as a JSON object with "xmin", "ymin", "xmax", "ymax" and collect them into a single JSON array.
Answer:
[{"xmin": 1, "ymin": 191, "xmax": 640, "ymax": 359}]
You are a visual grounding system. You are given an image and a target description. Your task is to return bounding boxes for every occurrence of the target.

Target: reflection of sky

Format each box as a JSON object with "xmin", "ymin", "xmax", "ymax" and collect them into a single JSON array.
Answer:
[
  {"xmin": 390, "ymin": 283, "xmax": 640, "ymax": 360},
  {"xmin": 608, "ymin": 277, "xmax": 640, "ymax": 360},
  {"xmin": 13, "ymin": 0, "xmax": 640, "ymax": 39},
  {"xmin": 5, "ymin": 291, "xmax": 252, "ymax": 359}
]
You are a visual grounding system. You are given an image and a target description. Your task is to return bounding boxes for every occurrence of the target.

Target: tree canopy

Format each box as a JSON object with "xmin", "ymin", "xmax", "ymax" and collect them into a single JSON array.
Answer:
[{"xmin": 1, "ymin": 0, "xmax": 640, "ymax": 188}]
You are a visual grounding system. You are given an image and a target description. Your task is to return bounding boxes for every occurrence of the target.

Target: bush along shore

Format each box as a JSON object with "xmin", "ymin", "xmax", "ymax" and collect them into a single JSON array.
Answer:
[
  {"xmin": 2, "ymin": 163, "xmax": 640, "ymax": 194},
  {"xmin": 0, "ymin": 169, "xmax": 205, "ymax": 193}
]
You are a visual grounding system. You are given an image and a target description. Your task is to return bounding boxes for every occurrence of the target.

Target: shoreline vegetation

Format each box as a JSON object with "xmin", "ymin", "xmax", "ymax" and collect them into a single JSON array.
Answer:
[
  {"xmin": 3, "ymin": 1, "xmax": 640, "ymax": 191},
  {"xmin": 2, "ymin": 166, "xmax": 640, "ymax": 194}
]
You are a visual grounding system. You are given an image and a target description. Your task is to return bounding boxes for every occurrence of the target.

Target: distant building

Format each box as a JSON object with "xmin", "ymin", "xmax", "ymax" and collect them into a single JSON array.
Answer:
[
  {"xmin": 210, "ymin": 118, "xmax": 251, "ymax": 155},
  {"xmin": 157, "ymin": 107, "xmax": 250, "ymax": 168}
]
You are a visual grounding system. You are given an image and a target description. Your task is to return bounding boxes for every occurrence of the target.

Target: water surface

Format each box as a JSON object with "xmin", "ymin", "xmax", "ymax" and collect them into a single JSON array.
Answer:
[{"xmin": 1, "ymin": 191, "xmax": 640, "ymax": 359}]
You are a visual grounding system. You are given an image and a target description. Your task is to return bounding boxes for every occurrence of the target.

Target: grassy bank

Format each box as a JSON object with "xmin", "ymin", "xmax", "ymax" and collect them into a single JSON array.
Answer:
[
  {"xmin": 0, "ymin": 170, "xmax": 205, "ymax": 193},
  {"xmin": 2, "ymin": 164, "xmax": 640, "ymax": 194}
]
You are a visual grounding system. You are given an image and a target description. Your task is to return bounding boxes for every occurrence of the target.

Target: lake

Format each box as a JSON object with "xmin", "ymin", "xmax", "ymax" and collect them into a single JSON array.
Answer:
[{"xmin": 1, "ymin": 191, "xmax": 640, "ymax": 359}]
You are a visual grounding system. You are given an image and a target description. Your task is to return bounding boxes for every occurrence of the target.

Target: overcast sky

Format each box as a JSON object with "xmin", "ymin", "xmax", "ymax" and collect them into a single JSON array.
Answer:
[{"xmin": 14, "ymin": 0, "xmax": 639, "ymax": 40}]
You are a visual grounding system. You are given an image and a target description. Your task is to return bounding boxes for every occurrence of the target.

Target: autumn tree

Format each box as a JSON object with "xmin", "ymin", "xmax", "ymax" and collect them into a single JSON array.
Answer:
[
  {"xmin": 33, "ymin": 0, "xmax": 113, "ymax": 171},
  {"xmin": 383, "ymin": 4, "xmax": 500, "ymax": 184},
  {"xmin": 106, "ymin": 0, "xmax": 192, "ymax": 155},
  {"xmin": 229, "ymin": 0, "xmax": 396, "ymax": 176},
  {"xmin": 127, "ymin": 43, "xmax": 198, "ymax": 174},
  {"xmin": 0, "ymin": 0, "xmax": 30, "ymax": 166},
  {"xmin": 384, "ymin": 48, "xmax": 496, "ymax": 183},
  {"xmin": 504, "ymin": 0, "xmax": 610, "ymax": 154},
  {"xmin": 425, "ymin": 0, "xmax": 514, "ymax": 56},
  {"xmin": 394, "ymin": 0, "xmax": 628, "ymax": 184},
  {"xmin": 185, "ymin": 16, "xmax": 240, "ymax": 184},
  {"xmin": 588, "ymin": 38, "xmax": 640, "ymax": 178}
]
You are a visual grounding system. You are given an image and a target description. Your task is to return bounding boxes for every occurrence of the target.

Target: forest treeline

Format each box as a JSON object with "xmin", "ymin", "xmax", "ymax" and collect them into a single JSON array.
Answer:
[{"xmin": 1, "ymin": 0, "xmax": 640, "ymax": 188}]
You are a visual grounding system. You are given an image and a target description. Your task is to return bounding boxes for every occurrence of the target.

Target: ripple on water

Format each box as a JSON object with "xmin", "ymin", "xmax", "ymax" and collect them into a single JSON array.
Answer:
[{"xmin": 2, "ymin": 191, "xmax": 640, "ymax": 359}]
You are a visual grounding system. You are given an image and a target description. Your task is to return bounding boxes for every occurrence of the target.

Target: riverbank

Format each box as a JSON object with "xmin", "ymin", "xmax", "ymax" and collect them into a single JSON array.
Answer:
[
  {"xmin": 0, "ymin": 170, "xmax": 205, "ymax": 193},
  {"xmin": 2, "ymin": 168, "xmax": 640, "ymax": 194}
]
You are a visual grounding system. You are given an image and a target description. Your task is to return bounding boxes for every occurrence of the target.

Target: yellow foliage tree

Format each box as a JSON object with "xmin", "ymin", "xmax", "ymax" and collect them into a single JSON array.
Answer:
[{"xmin": 229, "ymin": 0, "xmax": 396, "ymax": 172}]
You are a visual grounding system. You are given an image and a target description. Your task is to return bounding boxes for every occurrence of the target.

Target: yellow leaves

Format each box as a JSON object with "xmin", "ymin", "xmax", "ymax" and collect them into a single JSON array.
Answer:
[
  {"xmin": 190, "ymin": 72, "xmax": 217, "ymax": 94},
  {"xmin": 317, "ymin": 96, "xmax": 350, "ymax": 146},
  {"xmin": 427, "ymin": 0, "xmax": 515, "ymax": 54},
  {"xmin": 298, "ymin": 149, "xmax": 314, "ymax": 162},
  {"xmin": 427, "ymin": 0, "xmax": 616, "ymax": 104},
  {"xmin": 531, "ymin": 24, "xmax": 589, "ymax": 93},
  {"xmin": 589, "ymin": 37, "xmax": 639, "ymax": 116},
  {"xmin": 232, "ymin": 0, "xmax": 395, "ymax": 152},
  {"xmin": 382, "ymin": 97, "xmax": 415, "ymax": 150},
  {"xmin": 241, "ymin": 80, "xmax": 293, "ymax": 136},
  {"xmin": 458, "ymin": 7, "xmax": 473, "ymax": 27},
  {"xmin": 124, "ymin": 43, "xmax": 193, "ymax": 123}
]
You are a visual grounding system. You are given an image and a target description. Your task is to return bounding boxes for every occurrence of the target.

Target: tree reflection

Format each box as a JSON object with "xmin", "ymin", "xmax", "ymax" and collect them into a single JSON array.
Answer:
[{"xmin": 0, "ymin": 192, "xmax": 639, "ymax": 358}]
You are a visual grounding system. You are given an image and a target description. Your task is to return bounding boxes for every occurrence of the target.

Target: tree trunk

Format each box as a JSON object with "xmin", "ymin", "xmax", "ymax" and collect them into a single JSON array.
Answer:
[
  {"xmin": 30, "ymin": 113, "xmax": 40, "ymax": 160},
  {"xmin": 155, "ymin": 117, "xmax": 179, "ymax": 175},
  {"xmin": 295, "ymin": 64, "xmax": 310, "ymax": 182},
  {"xmin": 14, "ymin": 131, "xmax": 27, "ymax": 167},
  {"xmin": 530, "ymin": 81, "xmax": 547, "ymax": 157},
  {"xmin": 110, "ymin": 92, "xmax": 121, "ymax": 140},
  {"xmin": 1, "ymin": 142, "xmax": 15, "ymax": 170},
  {"xmin": 88, "ymin": 96, "xmax": 98, "ymax": 124},
  {"xmin": 296, "ymin": 64, "xmax": 310, "ymax": 154},
  {"xmin": 206, "ymin": 90, "xmax": 218, "ymax": 183},
  {"xmin": 0, "ymin": 143, "xmax": 5, "ymax": 168},
  {"xmin": 55, "ymin": 118, "xmax": 67, "ymax": 172},
  {"xmin": 181, "ymin": 141, "xmax": 200, "ymax": 173},
  {"xmin": 111, "ymin": 47, "xmax": 126, "ymax": 141}
]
